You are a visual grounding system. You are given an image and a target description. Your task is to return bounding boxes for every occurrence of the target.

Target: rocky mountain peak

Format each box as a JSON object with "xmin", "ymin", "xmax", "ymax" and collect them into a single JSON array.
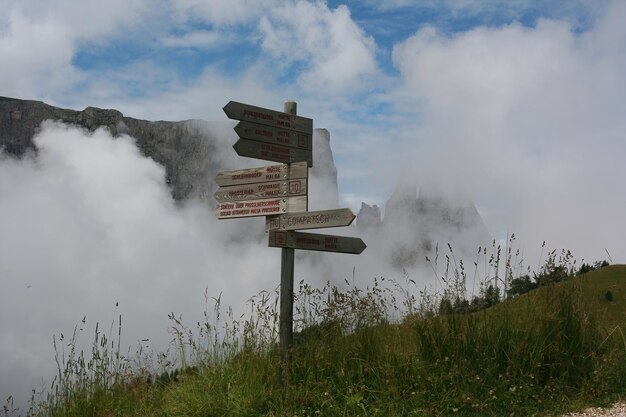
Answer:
[
  {"xmin": 356, "ymin": 202, "xmax": 382, "ymax": 231},
  {"xmin": 358, "ymin": 179, "xmax": 492, "ymax": 269}
]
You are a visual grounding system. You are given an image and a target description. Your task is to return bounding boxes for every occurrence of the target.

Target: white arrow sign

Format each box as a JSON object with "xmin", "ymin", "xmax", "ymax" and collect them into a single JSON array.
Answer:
[
  {"xmin": 214, "ymin": 179, "xmax": 307, "ymax": 203},
  {"xmin": 214, "ymin": 162, "xmax": 308, "ymax": 187},
  {"xmin": 215, "ymin": 196, "xmax": 307, "ymax": 219},
  {"xmin": 266, "ymin": 208, "xmax": 356, "ymax": 231}
]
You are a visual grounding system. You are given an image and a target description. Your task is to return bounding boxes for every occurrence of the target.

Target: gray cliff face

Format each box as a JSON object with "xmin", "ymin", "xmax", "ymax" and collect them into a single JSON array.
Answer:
[
  {"xmin": 309, "ymin": 128, "xmax": 339, "ymax": 209},
  {"xmin": 1, "ymin": 97, "xmax": 227, "ymax": 201},
  {"xmin": 356, "ymin": 202, "xmax": 381, "ymax": 231},
  {"xmin": 0, "ymin": 97, "xmax": 343, "ymax": 205}
]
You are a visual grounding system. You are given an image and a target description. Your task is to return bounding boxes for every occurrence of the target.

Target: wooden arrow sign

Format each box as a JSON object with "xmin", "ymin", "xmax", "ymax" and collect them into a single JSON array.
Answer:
[
  {"xmin": 233, "ymin": 138, "xmax": 312, "ymax": 167},
  {"xmin": 266, "ymin": 208, "xmax": 356, "ymax": 231},
  {"xmin": 234, "ymin": 121, "xmax": 312, "ymax": 151},
  {"xmin": 214, "ymin": 178, "xmax": 307, "ymax": 203},
  {"xmin": 214, "ymin": 162, "xmax": 308, "ymax": 187},
  {"xmin": 215, "ymin": 196, "xmax": 307, "ymax": 219},
  {"xmin": 269, "ymin": 230, "xmax": 366, "ymax": 254},
  {"xmin": 223, "ymin": 101, "xmax": 312, "ymax": 133}
]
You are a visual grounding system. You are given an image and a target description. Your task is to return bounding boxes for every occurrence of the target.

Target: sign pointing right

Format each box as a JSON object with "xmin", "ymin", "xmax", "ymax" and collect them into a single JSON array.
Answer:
[
  {"xmin": 266, "ymin": 208, "xmax": 356, "ymax": 231},
  {"xmin": 269, "ymin": 230, "xmax": 366, "ymax": 254}
]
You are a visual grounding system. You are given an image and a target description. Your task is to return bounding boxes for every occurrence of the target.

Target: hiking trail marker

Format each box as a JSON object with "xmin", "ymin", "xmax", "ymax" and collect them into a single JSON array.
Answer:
[
  {"xmin": 269, "ymin": 230, "xmax": 366, "ymax": 254},
  {"xmin": 216, "ymin": 100, "xmax": 366, "ymax": 387}
]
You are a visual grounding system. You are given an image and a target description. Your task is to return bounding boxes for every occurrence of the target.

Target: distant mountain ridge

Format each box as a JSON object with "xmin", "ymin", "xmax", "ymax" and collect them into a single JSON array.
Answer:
[{"xmin": 0, "ymin": 96, "xmax": 221, "ymax": 201}]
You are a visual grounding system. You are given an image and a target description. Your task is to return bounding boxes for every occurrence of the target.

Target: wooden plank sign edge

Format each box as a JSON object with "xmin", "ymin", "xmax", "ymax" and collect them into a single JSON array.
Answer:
[
  {"xmin": 233, "ymin": 138, "xmax": 312, "ymax": 167},
  {"xmin": 214, "ymin": 178, "xmax": 307, "ymax": 203},
  {"xmin": 215, "ymin": 196, "xmax": 307, "ymax": 219},
  {"xmin": 269, "ymin": 230, "xmax": 366, "ymax": 254},
  {"xmin": 214, "ymin": 161, "xmax": 308, "ymax": 187},
  {"xmin": 223, "ymin": 101, "xmax": 313, "ymax": 134},
  {"xmin": 265, "ymin": 208, "xmax": 356, "ymax": 232},
  {"xmin": 234, "ymin": 121, "xmax": 312, "ymax": 151}
]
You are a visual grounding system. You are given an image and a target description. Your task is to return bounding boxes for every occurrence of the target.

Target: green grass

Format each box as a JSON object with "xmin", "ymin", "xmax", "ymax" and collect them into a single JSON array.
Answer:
[{"xmin": 16, "ymin": 265, "xmax": 626, "ymax": 417}]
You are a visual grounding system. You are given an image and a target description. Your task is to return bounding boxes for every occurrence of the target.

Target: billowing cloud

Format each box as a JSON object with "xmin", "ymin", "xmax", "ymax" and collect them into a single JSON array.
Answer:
[
  {"xmin": 160, "ymin": 29, "xmax": 237, "ymax": 49},
  {"xmin": 0, "ymin": 0, "xmax": 155, "ymax": 100},
  {"xmin": 259, "ymin": 1, "xmax": 379, "ymax": 92},
  {"xmin": 0, "ymin": 122, "xmax": 286, "ymax": 408},
  {"xmin": 388, "ymin": 3, "xmax": 626, "ymax": 263},
  {"xmin": 0, "ymin": 10, "xmax": 77, "ymax": 98},
  {"xmin": 169, "ymin": 0, "xmax": 277, "ymax": 26}
]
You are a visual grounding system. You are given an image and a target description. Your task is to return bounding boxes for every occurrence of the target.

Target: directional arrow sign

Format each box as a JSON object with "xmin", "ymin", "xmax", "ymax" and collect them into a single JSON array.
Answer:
[
  {"xmin": 223, "ymin": 101, "xmax": 312, "ymax": 133},
  {"xmin": 214, "ymin": 178, "xmax": 307, "ymax": 203},
  {"xmin": 215, "ymin": 196, "xmax": 307, "ymax": 219},
  {"xmin": 266, "ymin": 208, "xmax": 356, "ymax": 232},
  {"xmin": 214, "ymin": 161, "xmax": 308, "ymax": 187},
  {"xmin": 233, "ymin": 138, "xmax": 312, "ymax": 167},
  {"xmin": 234, "ymin": 121, "xmax": 312, "ymax": 151},
  {"xmin": 269, "ymin": 230, "xmax": 366, "ymax": 254}
]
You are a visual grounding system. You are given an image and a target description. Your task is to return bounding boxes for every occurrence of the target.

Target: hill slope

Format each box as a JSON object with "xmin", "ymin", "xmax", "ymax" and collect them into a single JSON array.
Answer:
[{"xmin": 31, "ymin": 265, "xmax": 626, "ymax": 417}]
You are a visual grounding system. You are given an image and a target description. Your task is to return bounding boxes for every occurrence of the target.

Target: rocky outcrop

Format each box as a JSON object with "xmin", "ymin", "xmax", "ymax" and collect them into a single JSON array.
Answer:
[
  {"xmin": 358, "ymin": 181, "xmax": 492, "ymax": 269},
  {"xmin": 1, "ymin": 97, "xmax": 230, "ymax": 201},
  {"xmin": 309, "ymin": 128, "xmax": 339, "ymax": 209},
  {"xmin": 0, "ymin": 97, "xmax": 344, "ymax": 205},
  {"xmin": 356, "ymin": 202, "xmax": 381, "ymax": 231}
]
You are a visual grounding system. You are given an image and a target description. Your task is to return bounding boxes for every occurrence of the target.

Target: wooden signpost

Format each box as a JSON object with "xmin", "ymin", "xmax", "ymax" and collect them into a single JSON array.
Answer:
[{"xmin": 216, "ymin": 100, "xmax": 365, "ymax": 388}]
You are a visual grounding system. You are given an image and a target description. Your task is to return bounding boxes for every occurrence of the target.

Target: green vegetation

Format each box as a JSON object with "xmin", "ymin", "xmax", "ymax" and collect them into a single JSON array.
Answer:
[{"xmin": 6, "ymin": 253, "xmax": 626, "ymax": 417}]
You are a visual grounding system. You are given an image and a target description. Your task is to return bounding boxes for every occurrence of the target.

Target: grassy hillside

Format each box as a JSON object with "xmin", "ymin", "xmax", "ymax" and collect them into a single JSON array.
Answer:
[{"xmin": 15, "ymin": 265, "xmax": 626, "ymax": 417}]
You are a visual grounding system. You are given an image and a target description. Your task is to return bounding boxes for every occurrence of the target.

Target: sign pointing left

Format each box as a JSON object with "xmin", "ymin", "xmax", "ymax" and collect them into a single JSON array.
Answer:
[
  {"xmin": 223, "ymin": 101, "xmax": 313, "ymax": 133},
  {"xmin": 214, "ymin": 162, "xmax": 308, "ymax": 187},
  {"xmin": 233, "ymin": 138, "xmax": 312, "ymax": 167},
  {"xmin": 214, "ymin": 196, "xmax": 307, "ymax": 219},
  {"xmin": 214, "ymin": 178, "xmax": 307, "ymax": 203}
]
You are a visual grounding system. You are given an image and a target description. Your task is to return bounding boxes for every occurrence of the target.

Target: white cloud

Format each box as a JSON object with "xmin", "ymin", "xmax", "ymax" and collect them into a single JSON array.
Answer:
[
  {"xmin": 0, "ymin": 10, "xmax": 77, "ymax": 98},
  {"xmin": 170, "ymin": 0, "xmax": 277, "ymax": 26},
  {"xmin": 0, "ymin": 122, "xmax": 287, "ymax": 409},
  {"xmin": 7, "ymin": 0, "xmax": 153, "ymax": 39},
  {"xmin": 161, "ymin": 29, "xmax": 236, "ymax": 48},
  {"xmin": 258, "ymin": 1, "xmax": 379, "ymax": 92},
  {"xmin": 0, "ymin": 120, "xmax": 374, "ymax": 411},
  {"xmin": 0, "ymin": 0, "xmax": 156, "ymax": 100},
  {"xmin": 359, "ymin": 0, "xmax": 610, "ymax": 21},
  {"xmin": 387, "ymin": 4, "xmax": 626, "ymax": 263}
]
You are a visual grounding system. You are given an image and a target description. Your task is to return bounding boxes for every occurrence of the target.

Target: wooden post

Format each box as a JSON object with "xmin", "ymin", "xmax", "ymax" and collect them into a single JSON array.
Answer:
[{"xmin": 279, "ymin": 100, "xmax": 297, "ymax": 388}]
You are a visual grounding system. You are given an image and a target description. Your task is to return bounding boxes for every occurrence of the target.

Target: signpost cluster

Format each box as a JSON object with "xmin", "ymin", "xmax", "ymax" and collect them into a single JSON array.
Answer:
[{"xmin": 215, "ymin": 100, "xmax": 366, "ymax": 386}]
